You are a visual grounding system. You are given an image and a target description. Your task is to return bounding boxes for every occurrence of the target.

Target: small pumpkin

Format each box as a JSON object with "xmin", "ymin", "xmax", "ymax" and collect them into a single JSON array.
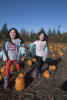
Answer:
[
  {"xmin": 49, "ymin": 65, "xmax": 56, "ymax": 71},
  {"xmin": 32, "ymin": 58, "xmax": 37, "ymax": 63},
  {"xmin": 21, "ymin": 57, "xmax": 25, "ymax": 61},
  {"xmin": 15, "ymin": 77, "xmax": 25, "ymax": 91},
  {"xmin": 43, "ymin": 70, "xmax": 50, "ymax": 79},
  {"xmin": 18, "ymin": 73, "xmax": 24, "ymax": 78},
  {"xmin": 10, "ymin": 65, "xmax": 15, "ymax": 72},
  {"xmin": 49, "ymin": 66, "xmax": 53, "ymax": 70},
  {"xmin": 59, "ymin": 52, "xmax": 64, "ymax": 56},
  {"xmin": 50, "ymin": 49, "xmax": 53, "ymax": 52},
  {"xmin": 0, "ymin": 74, "xmax": 3, "ymax": 81},
  {"xmin": 28, "ymin": 60, "xmax": 32, "ymax": 66},
  {"xmin": 52, "ymin": 54, "xmax": 56, "ymax": 58},
  {"xmin": 1, "ymin": 66, "xmax": 6, "ymax": 73},
  {"xmin": 1, "ymin": 72, "xmax": 5, "ymax": 78},
  {"xmin": 52, "ymin": 65, "xmax": 56, "ymax": 70}
]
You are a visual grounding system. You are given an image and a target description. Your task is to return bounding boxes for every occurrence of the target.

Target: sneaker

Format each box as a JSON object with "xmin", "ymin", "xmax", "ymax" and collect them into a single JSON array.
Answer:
[
  {"xmin": 37, "ymin": 72, "xmax": 42, "ymax": 79},
  {"xmin": 4, "ymin": 76, "xmax": 9, "ymax": 89},
  {"xmin": 32, "ymin": 68, "xmax": 39, "ymax": 79}
]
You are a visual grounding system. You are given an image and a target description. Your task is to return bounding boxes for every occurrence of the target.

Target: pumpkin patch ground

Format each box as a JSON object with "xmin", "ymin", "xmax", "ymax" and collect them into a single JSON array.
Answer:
[{"xmin": 0, "ymin": 43, "xmax": 67, "ymax": 100}]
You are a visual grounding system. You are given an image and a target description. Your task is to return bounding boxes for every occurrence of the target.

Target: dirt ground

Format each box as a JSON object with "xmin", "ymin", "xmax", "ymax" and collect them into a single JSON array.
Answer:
[{"xmin": 0, "ymin": 43, "xmax": 67, "ymax": 100}]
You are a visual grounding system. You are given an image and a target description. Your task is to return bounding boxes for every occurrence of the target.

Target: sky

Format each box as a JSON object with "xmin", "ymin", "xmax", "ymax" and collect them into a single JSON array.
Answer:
[{"xmin": 0, "ymin": 0, "xmax": 67, "ymax": 33}]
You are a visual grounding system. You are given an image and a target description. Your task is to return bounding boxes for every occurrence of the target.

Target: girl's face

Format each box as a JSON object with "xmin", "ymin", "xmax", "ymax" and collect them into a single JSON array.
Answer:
[
  {"xmin": 9, "ymin": 30, "xmax": 16, "ymax": 39},
  {"xmin": 39, "ymin": 33, "xmax": 45, "ymax": 41}
]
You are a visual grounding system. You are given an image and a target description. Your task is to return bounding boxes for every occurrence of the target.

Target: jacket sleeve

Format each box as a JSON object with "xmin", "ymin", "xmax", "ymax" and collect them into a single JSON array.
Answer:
[
  {"xmin": 42, "ymin": 46, "xmax": 48, "ymax": 62},
  {"xmin": 21, "ymin": 44, "xmax": 30, "ymax": 49},
  {"xmin": 0, "ymin": 50, "xmax": 3, "ymax": 58},
  {"xmin": 19, "ymin": 46, "xmax": 26, "ymax": 57},
  {"xmin": 29, "ymin": 43, "xmax": 36, "ymax": 57}
]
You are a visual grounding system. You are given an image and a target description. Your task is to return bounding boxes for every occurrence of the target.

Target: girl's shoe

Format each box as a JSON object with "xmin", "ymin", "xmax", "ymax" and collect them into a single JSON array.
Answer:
[
  {"xmin": 37, "ymin": 72, "xmax": 42, "ymax": 79},
  {"xmin": 4, "ymin": 76, "xmax": 9, "ymax": 89},
  {"xmin": 32, "ymin": 68, "xmax": 39, "ymax": 79}
]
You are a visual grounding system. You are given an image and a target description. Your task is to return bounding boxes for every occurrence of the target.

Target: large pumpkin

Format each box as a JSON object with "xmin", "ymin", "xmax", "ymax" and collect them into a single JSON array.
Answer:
[
  {"xmin": 15, "ymin": 77, "xmax": 25, "ymax": 91},
  {"xmin": 28, "ymin": 60, "xmax": 32, "ymax": 66},
  {"xmin": 43, "ymin": 70, "xmax": 50, "ymax": 79}
]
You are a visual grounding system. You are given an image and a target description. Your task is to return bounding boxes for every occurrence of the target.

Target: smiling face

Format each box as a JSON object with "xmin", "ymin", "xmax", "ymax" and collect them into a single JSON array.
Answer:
[
  {"xmin": 39, "ymin": 33, "xmax": 45, "ymax": 41},
  {"xmin": 9, "ymin": 30, "xmax": 16, "ymax": 39}
]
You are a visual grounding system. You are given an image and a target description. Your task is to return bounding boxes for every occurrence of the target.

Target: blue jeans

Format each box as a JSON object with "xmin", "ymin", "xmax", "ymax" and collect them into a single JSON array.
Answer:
[{"xmin": 35, "ymin": 56, "xmax": 44, "ymax": 73}]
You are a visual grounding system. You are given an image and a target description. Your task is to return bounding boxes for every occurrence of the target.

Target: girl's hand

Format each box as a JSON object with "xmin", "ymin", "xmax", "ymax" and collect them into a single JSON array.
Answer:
[{"xmin": 21, "ymin": 44, "xmax": 30, "ymax": 49}]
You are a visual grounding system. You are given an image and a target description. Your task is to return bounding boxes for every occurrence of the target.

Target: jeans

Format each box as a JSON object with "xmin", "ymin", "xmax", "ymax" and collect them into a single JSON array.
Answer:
[{"xmin": 35, "ymin": 56, "xmax": 44, "ymax": 73}]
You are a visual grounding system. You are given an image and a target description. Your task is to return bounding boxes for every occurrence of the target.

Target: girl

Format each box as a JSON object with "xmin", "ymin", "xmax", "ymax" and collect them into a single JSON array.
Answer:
[
  {"xmin": 29, "ymin": 29, "xmax": 48, "ymax": 78},
  {"xmin": 0, "ymin": 28, "xmax": 26, "ymax": 89}
]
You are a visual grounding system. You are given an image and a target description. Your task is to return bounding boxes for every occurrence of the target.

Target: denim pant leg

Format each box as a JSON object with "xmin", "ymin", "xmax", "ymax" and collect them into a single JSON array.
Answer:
[{"xmin": 36, "ymin": 56, "xmax": 43, "ymax": 72}]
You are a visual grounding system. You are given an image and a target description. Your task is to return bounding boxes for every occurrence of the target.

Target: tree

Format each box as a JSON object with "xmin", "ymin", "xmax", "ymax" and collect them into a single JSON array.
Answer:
[
  {"xmin": 0, "ymin": 23, "xmax": 8, "ymax": 41},
  {"xmin": 20, "ymin": 29, "xmax": 30, "ymax": 42},
  {"xmin": 61, "ymin": 32, "xmax": 67, "ymax": 43},
  {"xmin": 48, "ymin": 28, "xmax": 53, "ymax": 42},
  {"xmin": 56, "ymin": 25, "xmax": 62, "ymax": 42},
  {"xmin": 29, "ymin": 31, "xmax": 38, "ymax": 42}
]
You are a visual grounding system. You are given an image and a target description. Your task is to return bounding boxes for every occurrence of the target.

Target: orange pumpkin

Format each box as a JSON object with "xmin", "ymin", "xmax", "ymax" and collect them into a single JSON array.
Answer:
[
  {"xmin": 43, "ymin": 70, "xmax": 50, "ymax": 79},
  {"xmin": 52, "ymin": 54, "xmax": 56, "ymax": 58},
  {"xmin": 0, "ymin": 43, "xmax": 2, "ymax": 48},
  {"xmin": 15, "ymin": 77, "xmax": 25, "ymax": 91},
  {"xmin": 59, "ymin": 52, "xmax": 64, "ymax": 56},
  {"xmin": 1, "ymin": 72, "xmax": 5, "ymax": 78},
  {"xmin": 28, "ymin": 60, "xmax": 32, "ymax": 66},
  {"xmin": 49, "ymin": 65, "xmax": 56, "ymax": 71},
  {"xmin": 49, "ymin": 66, "xmax": 53, "ymax": 70},
  {"xmin": 32, "ymin": 58, "xmax": 37, "ymax": 63},
  {"xmin": 18, "ymin": 73, "xmax": 24, "ymax": 78},
  {"xmin": 21, "ymin": 57, "xmax": 25, "ymax": 61},
  {"xmin": 0, "ymin": 74, "xmax": 3, "ymax": 81},
  {"xmin": 10, "ymin": 65, "xmax": 15, "ymax": 72},
  {"xmin": 52, "ymin": 65, "xmax": 56, "ymax": 70},
  {"xmin": 1, "ymin": 66, "xmax": 6, "ymax": 73}
]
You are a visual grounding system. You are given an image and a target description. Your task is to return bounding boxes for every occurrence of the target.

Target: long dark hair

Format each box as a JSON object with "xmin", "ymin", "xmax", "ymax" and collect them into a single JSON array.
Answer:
[
  {"xmin": 38, "ymin": 29, "xmax": 48, "ymax": 42},
  {"xmin": 6, "ymin": 28, "xmax": 21, "ymax": 44},
  {"xmin": 7, "ymin": 28, "xmax": 20, "ymax": 42}
]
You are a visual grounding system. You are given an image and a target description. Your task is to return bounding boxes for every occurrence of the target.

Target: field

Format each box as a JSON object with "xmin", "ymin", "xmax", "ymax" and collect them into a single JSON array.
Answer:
[{"xmin": 0, "ymin": 42, "xmax": 67, "ymax": 100}]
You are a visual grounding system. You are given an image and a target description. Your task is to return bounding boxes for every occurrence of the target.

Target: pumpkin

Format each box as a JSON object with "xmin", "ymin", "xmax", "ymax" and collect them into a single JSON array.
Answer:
[
  {"xmin": 43, "ymin": 70, "xmax": 50, "ymax": 79},
  {"xmin": 52, "ymin": 54, "xmax": 56, "ymax": 58},
  {"xmin": 15, "ymin": 77, "xmax": 25, "ymax": 91},
  {"xmin": 32, "ymin": 58, "xmax": 37, "ymax": 63},
  {"xmin": 1, "ymin": 66, "xmax": 6, "ymax": 73},
  {"xmin": 49, "ymin": 65, "xmax": 56, "ymax": 71},
  {"xmin": 0, "ymin": 74, "xmax": 3, "ymax": 81},
  {"xmin": 10, "ymin": 65, "xmax": 15, "ymax": 72},
  {"xmin": 0, "ymin": 43, "xmax": 2, "ymax": 48},
  {"xmin": 52, "ymin": 65, "xmax": 56, "ymax": 70},
  {"xmin": 59, "ymin": 52, "xmax": 64, "ymax": 56},
  {"xmin": 28, "ymin": 60, "xmax": 32, "ymax": 66},
  {"xmin": 49, "ymin": 66, "xmax": 53, "ymax": 70},
  {"xmin": 1, "ymin": 72, "xmax": 5, "ymax": 78},
  {"xmin": 50, "ymin": 49, "xmax": 53, "ymax": 52},
  {"xmin": 18, "ymin": 73, "xmax": 24, "ymax": 78},
  {"xmin": 49, "ymin": 46, "xmax": 53, "ymax": 49},
  {"xmin": 21, "ymin": 57, "xmax": 25, "ymax": 61}
]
